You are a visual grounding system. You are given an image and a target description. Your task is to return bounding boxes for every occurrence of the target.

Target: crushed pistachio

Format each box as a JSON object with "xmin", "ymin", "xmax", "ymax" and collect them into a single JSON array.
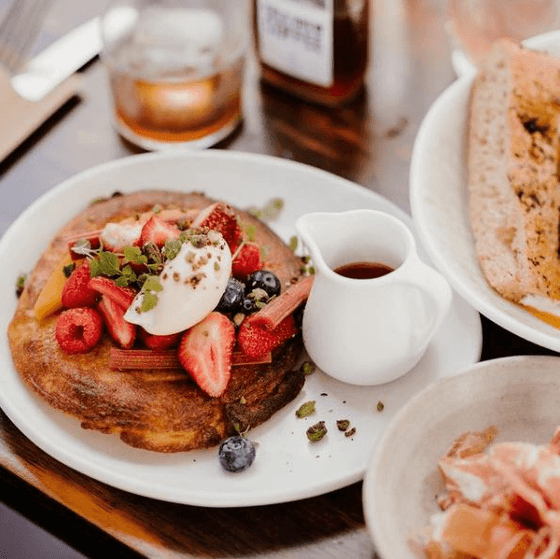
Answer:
[
  {"xmin": 296, "ymin": 400, "xmax": 316, "ymax": 418},
  {"xmin": 62, "ymin": 263, "xmax": 76, "ymax": 278},
  {"xmin": 300, "ymin": 361, "xmax": 316, "ymax": 376},
  {"xmin": 345, "ymin": 427, "xmax": 357, "ymax": 438},
  {"xmin": 377, "ymin": 400, "xmax": 385, "ymax": 412},
  {"xmin": 289, "ymin": 236, "xmax": 298, "ymax": 252},
  {"xmin": 15, "ymin": 274, "xmax": 26, "ymax": 297},
  {"xmin": 336, "ymin": 419, "xmax": 350, "ymax": 432},
  {"xmin": 248, "ymin": 198, "xmax": 284, "ymax": 221},
  {"xmin": 306, "ymin": 421, "xmax": 327, "ymax": 442}
]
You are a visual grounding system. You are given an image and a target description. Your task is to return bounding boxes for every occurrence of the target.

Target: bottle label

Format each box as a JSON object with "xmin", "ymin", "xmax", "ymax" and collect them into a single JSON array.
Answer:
[{"xmin": 256, "ymin": 0, "xmax": 334, "ymax": 87}]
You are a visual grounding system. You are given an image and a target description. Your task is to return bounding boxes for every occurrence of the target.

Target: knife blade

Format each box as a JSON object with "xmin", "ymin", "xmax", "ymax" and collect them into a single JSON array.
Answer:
[{"xmin": 10, "ymin": 17, "xmax": 102, "ymax": 102}]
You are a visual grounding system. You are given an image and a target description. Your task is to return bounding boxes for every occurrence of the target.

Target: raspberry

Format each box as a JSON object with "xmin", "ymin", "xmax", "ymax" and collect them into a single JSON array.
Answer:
[
  {"xmin": 55, "ymin": 307, "xmax": 103, "ymax": 354},
  {"xmin": 61, "ymin": 262, "xmax": 98, "ymax": 308}
]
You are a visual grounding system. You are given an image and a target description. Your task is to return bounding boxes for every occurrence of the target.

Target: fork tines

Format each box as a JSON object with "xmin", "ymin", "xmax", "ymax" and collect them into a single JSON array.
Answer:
[{"xmin": 0, "ymin": 0, "xmax": 55, "ymax": 73}]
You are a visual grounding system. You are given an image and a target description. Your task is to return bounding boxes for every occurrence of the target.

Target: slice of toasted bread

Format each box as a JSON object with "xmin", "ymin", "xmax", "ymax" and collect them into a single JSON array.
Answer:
[{"xmin": 468, "ymin": 39, "xmax": 560, "ymax": 315}]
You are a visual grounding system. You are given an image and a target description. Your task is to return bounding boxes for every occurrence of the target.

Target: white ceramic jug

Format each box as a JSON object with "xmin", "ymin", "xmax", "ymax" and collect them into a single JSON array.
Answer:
[{"xmin": 295, "ymin": 209, "xmax": 452, "ymax": 385}]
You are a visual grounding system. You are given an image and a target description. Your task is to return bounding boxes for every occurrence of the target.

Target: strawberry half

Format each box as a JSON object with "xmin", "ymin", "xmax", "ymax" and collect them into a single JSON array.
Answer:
[
  {"xmin": 232, "ymin": 243, "xmax": 263, "ymax": 280},
  {"xmin": 237, "ymin": 314, "xmax": 298, "ymax": 358},
  {"xmin": 56, "ymin": 307, "xmax": 104, "ymax": 354},
  {"xmin": 139, "ymin": 328, "xmax": 181, "ymax": 351},
  {"xmin": 178, "ymin": 312, "xmax": 235, "ymax": 397},
  {"xmin": 139, "ymin": 215, "xmax": 181, "ymax": 248},
  {"xmin": 97, "ymin": 295, "xmax": 137, "ymax": 349},
  {"xmin": 61, "ymin": 262, "xmax": 98, "ymax": 308},
  {"xmin": 192, "ymin": 203, "xmax": 241, "ymax": 250},
  {"xmin": 88, "ymin": 276, "xmax": 136, "ymax": 309}
]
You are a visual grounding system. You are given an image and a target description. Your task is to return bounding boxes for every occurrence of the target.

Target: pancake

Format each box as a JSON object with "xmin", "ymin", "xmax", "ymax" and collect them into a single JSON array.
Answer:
[{"xmin": 8, "ymin": 190, "xmax": 306, "ymax": 452}]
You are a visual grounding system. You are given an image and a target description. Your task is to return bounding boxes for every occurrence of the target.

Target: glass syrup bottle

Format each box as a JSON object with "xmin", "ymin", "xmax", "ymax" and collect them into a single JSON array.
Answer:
[{"xmin": 253, "ymin": 0, "xmax": 369, "ymax": 106}]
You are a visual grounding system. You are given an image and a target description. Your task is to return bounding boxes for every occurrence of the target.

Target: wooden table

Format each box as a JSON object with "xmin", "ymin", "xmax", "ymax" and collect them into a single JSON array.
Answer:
[{"xmin": 0, "ymin": 0, "xmax": 556, "ymax": 557}]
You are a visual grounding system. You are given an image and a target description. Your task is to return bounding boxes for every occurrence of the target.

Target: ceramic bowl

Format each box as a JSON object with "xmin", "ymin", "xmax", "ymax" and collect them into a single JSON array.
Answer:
[{"xmin": 362, "ymin": 355, "xmax": 560, "ymax": 559}]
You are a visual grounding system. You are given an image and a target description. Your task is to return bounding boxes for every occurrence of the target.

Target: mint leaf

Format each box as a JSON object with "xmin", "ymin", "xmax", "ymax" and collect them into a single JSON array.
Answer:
[{"xmin": 124, "ymin": 245, "xmax": 147, "ymax": 265}]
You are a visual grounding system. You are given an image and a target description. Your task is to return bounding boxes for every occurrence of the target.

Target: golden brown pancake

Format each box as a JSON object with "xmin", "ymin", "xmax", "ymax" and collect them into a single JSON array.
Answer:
[{"xmin": 8, "ymin": 190, "xmax": 305, "ymax": 452}]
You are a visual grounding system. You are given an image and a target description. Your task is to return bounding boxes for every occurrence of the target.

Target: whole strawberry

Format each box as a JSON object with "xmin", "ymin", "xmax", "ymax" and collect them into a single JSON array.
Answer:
[
  {"xmin": 232, "ymin": 244, "xmax": 263, "ymax": 280},
  {"xmin": 56, "ymin": 307, "xmax": 103, "ymax": 354}
]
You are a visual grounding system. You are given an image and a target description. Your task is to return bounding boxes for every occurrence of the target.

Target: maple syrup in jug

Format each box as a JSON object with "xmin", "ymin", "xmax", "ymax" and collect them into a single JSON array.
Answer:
[{"xmin": 253, "ymin": 0, "xmax": 369, "ymax": 106}]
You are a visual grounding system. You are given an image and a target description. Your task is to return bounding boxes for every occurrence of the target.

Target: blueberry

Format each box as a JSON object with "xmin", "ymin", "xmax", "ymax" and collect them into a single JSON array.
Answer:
[
  {"xmin": 218, "ymin": 436, "xmax": 256, "ymax": 473},
  {"xmin": 246, "ymin": 270, "xmax": 281, "ymax": 298},
  {"xmin": 216, "ymin": 278, "xmax": 245, "ymax": 313}
]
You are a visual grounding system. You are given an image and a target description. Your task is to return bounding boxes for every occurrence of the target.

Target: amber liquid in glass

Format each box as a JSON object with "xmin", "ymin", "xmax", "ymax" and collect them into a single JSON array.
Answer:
[{"xmin": 108, "ymin": 55, "xmax": 244, "ymax": 147}]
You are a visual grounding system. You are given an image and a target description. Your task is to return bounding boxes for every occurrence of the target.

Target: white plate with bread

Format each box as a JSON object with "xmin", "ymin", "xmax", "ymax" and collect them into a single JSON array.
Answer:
[{"xmin": 410, "ymin": 31, "xmax": 560, "ymax": 353}]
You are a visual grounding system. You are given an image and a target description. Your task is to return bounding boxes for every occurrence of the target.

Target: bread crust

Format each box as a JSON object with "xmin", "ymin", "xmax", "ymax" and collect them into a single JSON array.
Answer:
[
  {"xmin": 8, "ymin": 190, "xmax": 305, "ymax": 452},
  {"xmin": 468, "ymin": 39, "xmax": 560, "ymax": 304}
]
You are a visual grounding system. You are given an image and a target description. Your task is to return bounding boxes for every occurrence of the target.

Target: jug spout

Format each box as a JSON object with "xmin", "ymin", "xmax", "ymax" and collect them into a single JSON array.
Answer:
[{"xmin": 294, "ymin": 212, "xmax": 339, "ymax": 271}]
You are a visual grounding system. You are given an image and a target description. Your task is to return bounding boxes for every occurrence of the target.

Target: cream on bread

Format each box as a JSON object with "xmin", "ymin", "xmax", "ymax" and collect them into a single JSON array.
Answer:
[{"xmin": 468, "ymin": 39, "xmax": 560, "ymax": 322}]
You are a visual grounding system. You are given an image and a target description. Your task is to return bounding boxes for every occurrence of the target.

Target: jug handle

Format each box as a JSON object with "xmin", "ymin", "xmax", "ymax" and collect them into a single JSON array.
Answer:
[{"xmin": 397, "ymin": 254, "xmax": 452, "ymax": 346}]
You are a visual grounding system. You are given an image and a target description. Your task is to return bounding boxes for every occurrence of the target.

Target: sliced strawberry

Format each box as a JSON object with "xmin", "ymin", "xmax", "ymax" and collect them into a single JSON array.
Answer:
[
  {"xmin": 138, "ymin": 328, "xmax": 181, "ymax": 351},
  {"xmin": 237, "ymin": 314, "xmax": 298, "ymax": 358},
  {"xmin": 178, "ymin": 312, "xmax": 235, "ymax": 397},
  {"xmin": 232, "ymin": 243, "xmax": 263, "ymax": 280},
  {"xmin": 192, "ymin": 202, "xmax": 241, "ymax": 250},
  {"xmin": 100, "ymin": 222, "xmax": 143, "ymax": 253},
  {"xmin": 88, "ymin": 276, "xmax": 136, "ymax": 309},
  {"xmin": 97, "ymin": 295, "xmax": 137, "ymax": 349},
  {"xmin": 139, "ymin": 215, "xmax": 181, "ymax": 248},
  {"xmin": 56, "ymin": 307, "xmax": 103, "ymax": 354},
  {"xmin": 61, "ymin": 262, "xmax": 98, "ymax": 308}
]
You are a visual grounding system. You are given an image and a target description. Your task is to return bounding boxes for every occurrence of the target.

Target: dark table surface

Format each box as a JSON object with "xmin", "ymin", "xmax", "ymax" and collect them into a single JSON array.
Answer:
[{"xmin": 0, "ymin": 0, "xmax": 557, "ymax": 558}]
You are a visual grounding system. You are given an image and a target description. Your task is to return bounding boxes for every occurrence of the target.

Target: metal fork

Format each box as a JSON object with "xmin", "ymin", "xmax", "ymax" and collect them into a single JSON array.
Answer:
[{"xmin": 0, "ymin": 0, "xmax": 55, "ymax": 73}]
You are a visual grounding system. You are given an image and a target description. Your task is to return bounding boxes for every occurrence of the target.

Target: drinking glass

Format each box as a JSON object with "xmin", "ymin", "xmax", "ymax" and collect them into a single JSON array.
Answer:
[
  {"xmin": 101, "ymin": 0, "xmax": 249, "ymax": 150},
  {"xmin": 446, "ymin": 0, "xmax": 559, "ymax": 71}
]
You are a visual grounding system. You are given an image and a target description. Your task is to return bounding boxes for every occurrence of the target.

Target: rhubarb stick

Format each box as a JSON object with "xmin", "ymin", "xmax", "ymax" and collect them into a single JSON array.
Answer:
[
  {"xmin": 109, "ymin": 348, "xmax": 272, "ymax": 370},
  {"xmin": 252, "ymin": 275, "xmax": 314, "ymax": 330}
]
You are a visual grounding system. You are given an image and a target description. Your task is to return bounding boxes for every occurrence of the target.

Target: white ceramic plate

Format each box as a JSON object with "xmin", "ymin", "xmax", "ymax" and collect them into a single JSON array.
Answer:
[
  {"xmin": 363, "ymin": 355, "xmax": 560, "ymax": 559},
  {"xmin": 410, "ymin": 32, "xmax": 560, "ymax": 354},
  {"xmin": 0, "ymin": 151, "xmax": 481, "ymax": 507}
]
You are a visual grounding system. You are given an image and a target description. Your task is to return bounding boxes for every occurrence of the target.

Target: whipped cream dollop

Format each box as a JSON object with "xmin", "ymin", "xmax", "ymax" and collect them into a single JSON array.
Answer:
[{"xmin": 124, "ymin": 230, "xmax": 231, "ymax": 335}]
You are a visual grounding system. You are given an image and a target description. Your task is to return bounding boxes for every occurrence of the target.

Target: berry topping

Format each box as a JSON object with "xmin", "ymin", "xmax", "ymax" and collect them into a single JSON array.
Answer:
[
  {"xmin": 218, "ymin": 436, "xmax": 256, "ymax": 473},
  {"xmin": 216, "ymin": 278, "xmax": 245, "ymax": 314},
  {"xmin": 178, "ymin": 312, "xmax": 235, "ymax": 397},
  {"xmin": 97, "ymin": 295, "xmax": 137, "ymax": 349},
  {"xmin": 88, "ymin": 276, "xmax": 136, "ymax": 309},
  {"xmin": 138, "ymin": 328, "xmax": 181, "ymax": 350},
  {"xmin": 192, "ymin": 202, "xmax": 241, "ymax": 250},
  {"xmin": 232, "ymin": 243, "xmax": 263, "ymax": 280},
  {"xmin": 55, "ymin": 307, "xmax": 103, "ymax": 354},
  {"xmin": 241, "ymin": 288, "xmax": 269, "ymax": 315},
  {"xmin": 237, "ymin": 314, "xmax": 298, "ymax": 358},
  {"xmin": 61, "ymin": 262, "xmax": 98, "ymax": 308},
  {"xmin": 246, "ymin": 270, "xmax": 281, "ymax": 298},
  {"xmin": 139, "ymin": 215, "xmax": 181, "ymax": 248}
]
